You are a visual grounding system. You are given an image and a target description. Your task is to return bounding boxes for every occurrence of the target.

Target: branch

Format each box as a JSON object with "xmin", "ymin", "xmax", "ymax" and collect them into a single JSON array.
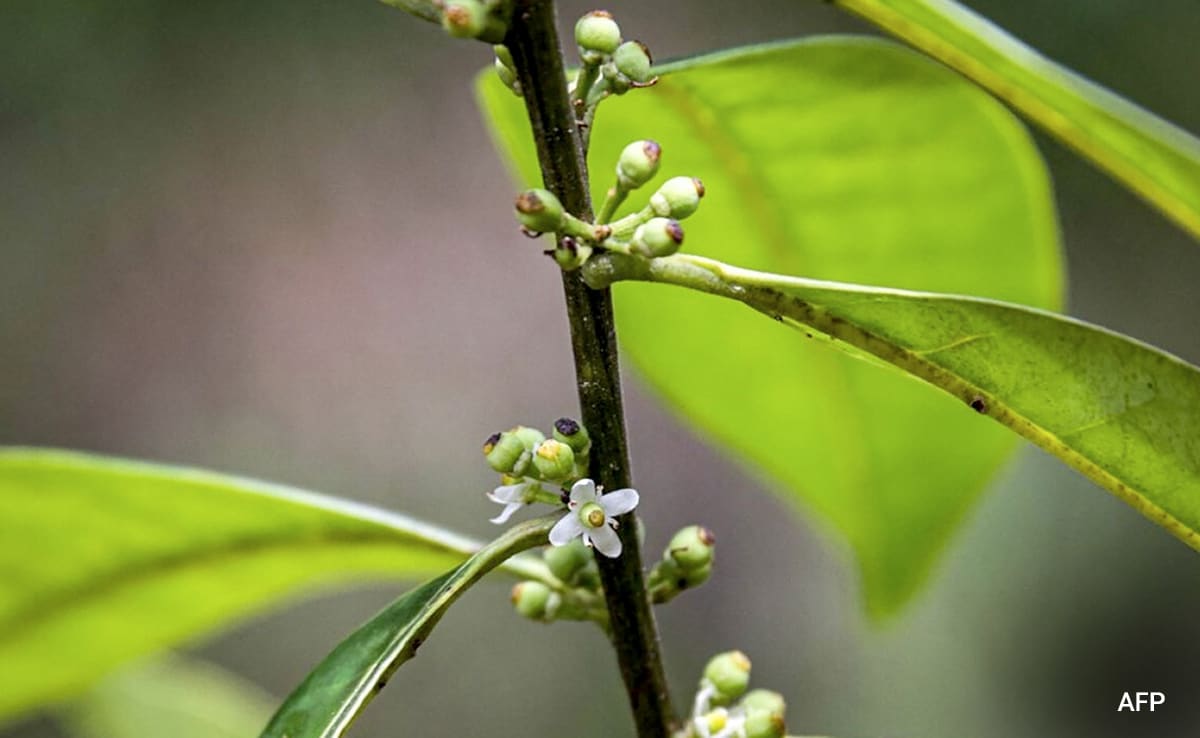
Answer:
[{"xmin": 503, "ymin": 3, "xmax": 676, "ymax": 737}]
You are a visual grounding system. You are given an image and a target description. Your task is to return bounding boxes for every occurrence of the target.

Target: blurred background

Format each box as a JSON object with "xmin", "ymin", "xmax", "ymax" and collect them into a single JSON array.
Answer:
[{"xmin": 2, "ymin": 1, "xmax": 1199, "ymax": 736}]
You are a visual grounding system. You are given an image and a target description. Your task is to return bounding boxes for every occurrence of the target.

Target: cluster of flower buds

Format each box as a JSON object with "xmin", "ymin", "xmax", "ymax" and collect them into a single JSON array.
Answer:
[
  {"xmin": 438, "ymin": 0, "xmax": 509, "ymax": 42},
  {"xmin": 648, "ymin": 525, "xmax": 715, "ymax": 603},
  {"xmin": 571, "ymin": 10, "xmax": 657, "ymax": 110},
  {"xmin": 686, "ymin": 652, "xmax": 788, "ymax": 738},
  {"xmin": 483, "ymin": 418, "xmax": 591, "ymax": 483},
  {"xmin": 509, "ymin": 538, "xmax": 610, "ymax": 625},
  {"xmin": 511, "ymin": 140, "xmax": 705, "ymax": 269}
]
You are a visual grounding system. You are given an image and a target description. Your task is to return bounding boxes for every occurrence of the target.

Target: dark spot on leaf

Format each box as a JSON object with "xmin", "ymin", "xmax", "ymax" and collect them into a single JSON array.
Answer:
[
  {"xmin": 677, "ymin": 578, "xmax": 689, "ymax": 590},
  {"xmin": 969, "ymin": 396, "xmax": 987, "ymax": 413}
]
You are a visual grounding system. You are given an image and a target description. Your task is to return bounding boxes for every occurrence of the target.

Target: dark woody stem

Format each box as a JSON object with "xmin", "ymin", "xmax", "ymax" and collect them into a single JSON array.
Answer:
[{"xmin": 503, "ymin": 2, "xmax": 676, "ymax": 737}]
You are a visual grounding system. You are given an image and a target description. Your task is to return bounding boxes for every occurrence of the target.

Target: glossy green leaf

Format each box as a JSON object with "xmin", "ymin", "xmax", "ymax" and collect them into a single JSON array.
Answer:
[
  {"xmin": 260, "ymin": 514, "xmax": 557, "ymax": 738},
  {"xmin": 479, "ymin": 37, "xmax": 1062, "ymax": 616},
  {"xmin": 64, "ymin": 655, "xmax": 275, "ymax": 738},
  {"xmin": 833, "ymin": 0, "xmax": 1200, "ymax": 240},
  {"xmin": 586, "ymin": 252, "xmax": 1200, "ymax": 555},
  {"xmin": 0, "ymin": 448, "xmax": 547, "ymax": 721}
]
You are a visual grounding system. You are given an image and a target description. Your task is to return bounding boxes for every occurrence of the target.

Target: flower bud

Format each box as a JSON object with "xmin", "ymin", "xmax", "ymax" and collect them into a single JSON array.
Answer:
[
  {"xmin": 703, "ymin": 651, "xmax": 751, "ymax": 704},
  {"xmin": 631, "ymin": 217, "xmax": 684, "ymax": 258},
  {"xmin": 741, "ymin": 690, "xmax": 786, "ymax": 720},
  {"xmin": 650, "ymin": 176, "xmax": 705, "ymax": 219},
  {"xmin": 483, "ymin": 431, "xmax": 527, "ymax": 474},
  {"xmin": 682, "ymin": 561, "xmax": 712, "ymax": 588},
  {"xmin": 613, "ymin": 40, "xmax": 653, "ymax": 83},
  {"xmin": 544, "ymin": 538, "xmax": 591, "ymax": 582},
  {"xmin": 553, "ymin": 238, "xmax": 592, "ymax": 271},
  {"xmin": 511, "ymin": 425, "xmax": 546, "ymax": 451},
  {"xmin": 575, "ymin": 10, "xmax": 622, "ymax": 56},
  {"xmin": 441, "ymin": 0, "xmax": 488, "ymax": 38},
  {"xmin": 743, "ymin": 708, "xmax": 786, "ymax": 738},
  {"xmin": 515, "ymin": 189, "xmax": 565, "ymax": 233},
  {"xmin": 552, "ymin": 417, "xmax": 592, "ymax": 454},
  {"xmin": 616, "ymin": 140, "xmax": 661, "ymax": 190},
  {"xmin": 666, "ymin": 525, "xmax": 715, "ymax": 570},
  {"xmin": 532, "ymin": 439, "xmax": 576, "ymax": 480},
  {"xmin": 511, "ymin": 581, "xmax": 559, "ymax": 620}
]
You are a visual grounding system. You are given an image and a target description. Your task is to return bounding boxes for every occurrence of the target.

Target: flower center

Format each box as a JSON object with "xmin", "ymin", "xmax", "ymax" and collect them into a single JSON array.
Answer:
[{"xmin": 579, "ymin": 502, "xmax": 606, "ymax": 529}]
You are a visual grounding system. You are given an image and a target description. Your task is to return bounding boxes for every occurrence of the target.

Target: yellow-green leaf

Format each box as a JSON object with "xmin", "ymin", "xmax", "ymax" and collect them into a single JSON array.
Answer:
[
  {"xmin": 479, "ymin": 38, "xmax": 1062, "ymax": 616},
  {"xmin": 834, "ymin": 0, "xmax": 1200, "ymax": 240},
  {"xmin": 585, "ymin": 252, "xmax": 1200, "ymax": 556},
  {"xmin": 0, "ymin": 448, "xmax": 541, "ymax": 721}
]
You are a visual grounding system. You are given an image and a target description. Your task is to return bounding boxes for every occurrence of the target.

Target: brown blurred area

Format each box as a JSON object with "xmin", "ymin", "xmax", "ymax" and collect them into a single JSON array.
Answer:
[{"xmin": 3, "ymin": 1, "xmax": 1200, "ymax": 736}]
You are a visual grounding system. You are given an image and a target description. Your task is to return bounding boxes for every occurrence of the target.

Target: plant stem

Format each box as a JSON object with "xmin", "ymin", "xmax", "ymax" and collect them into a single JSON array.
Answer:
[{"xmin": 503, "ymin": 3, "xmax": 676, "ymax": 737}]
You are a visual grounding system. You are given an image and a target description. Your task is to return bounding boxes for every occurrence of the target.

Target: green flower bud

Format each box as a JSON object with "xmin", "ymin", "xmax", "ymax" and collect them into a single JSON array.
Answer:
[
  {"xmin": 667, "ymin": 525, "xmax": 715, "ymax": 570},
  {"xmin": 616, "ymin": 139, "xmax": 661, "ymax": 190},
  {"xmin": 532, "ymin": 439, "xmax": 576, "ymax": 480},
  {"xmin": 483, "ymin": 431, "xmax": 527, "ymax": 474},
  {"xmin": 552, "ymin": 417, "xmax": 592, "ymax": 454},
  {"xmin": 613, "ymin": 40, "xmax": 653, "ymax": 83},
  {"xmin": 575, "ymin": 10, "xmax": 622, "ymax": 56},
  {"xmin": 682, "ymin": 561, "xmax": 712, "ymax": 588},
  {"xmin": 515, "ymin": 189, "xmax": 565, "ymax": 233},
  {"xmin": 741, "ymin": 689, "xmax": 787, "ymax": 720},
  {"xmin": 553, "ymin": 238, "xmax": 592, "ymax": 272},
  {"xmin": 441, "ymin": 0, "xmax": 488, "ymax": 38},
  {"xmin": 510, "ymin": 425, "xmax": 546, "ymax": 451},
  {"xmin": 631, "ymin": 217, "xmax": 684, "ymax": 258},
  {"xmin": 511, "ymin": 581, "xmax": 559, "ymax": 620},
  {"xmin": 704, "ymin": 651, "xmax": 751, "ymax": 704},
  {"xmin": 650, "ymin": 176, "xmax": 705, "ymax": 219},
  {"xmin": 544, "ymin": 538, "xmax": 591, "ymax": 582},
  {"xmin": 743, "ymin": 708, "xmax": 786, "ymax": 738}
]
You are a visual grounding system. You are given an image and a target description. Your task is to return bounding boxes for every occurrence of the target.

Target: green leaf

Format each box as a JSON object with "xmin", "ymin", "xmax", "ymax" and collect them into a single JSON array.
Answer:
[
  {"xmin": 64, "ymin": 655, "xmax": 275, "ymax": 738},
  {"xmin": 586, "ymin": 252, "xmax": 1200, "ymax": 556},
  {"xmin": 832, "ymin": 0, "xmax": 1200, "ymax": 240},
  {"xmin": 0, "ymin": 448, "xmax": 544, "ymax": 721},
  {"xmin": 259, "ymin": 514, "xmax": 557, "ymax": 738},
  {"xmin": 479, "ymin": 38, "xmax": 1062, "ymax": 616}
]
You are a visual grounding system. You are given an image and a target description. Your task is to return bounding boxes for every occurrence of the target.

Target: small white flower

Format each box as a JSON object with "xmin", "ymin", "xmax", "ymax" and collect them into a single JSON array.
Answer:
[
  {"xmin": 487, "ymin": 481, "xmax": 539, "ymax": 524},
  {"xmin": 548, "ymin": 478, "xmax": 639, "ymax": 558},
  {"xmin": 691, "ymin": 683, "xmax": 746, "ymax": 738}
]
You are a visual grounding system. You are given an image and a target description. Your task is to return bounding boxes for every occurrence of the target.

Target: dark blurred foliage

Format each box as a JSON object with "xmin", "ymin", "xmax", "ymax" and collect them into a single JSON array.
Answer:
[{"xmin": 2, "ymin": 1, "xmax": 1199, "ymax": 736}]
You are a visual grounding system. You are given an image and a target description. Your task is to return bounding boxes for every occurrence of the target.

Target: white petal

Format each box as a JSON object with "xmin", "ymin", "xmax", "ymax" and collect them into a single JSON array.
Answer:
[
  {"xmin": 488, "ymin": 502, "xmax": 523, "ymax": 525},
  {"xmin": 569, "ymin": 478, "xmax": 598, "ymax": 505},
  {"xmin": 589, "ymin": 523, "xmax": 622, "ymax": 558},
  {"xmin": 548, "ymin": 512, "xmax": 585, "ymax": 546},
  {"xmin": 600, "ymin": 487, "xmax": 639, "ymax": 517},
  {"xmin": 487, "ymin": 483, "xmax": 526, "ymax": 504}
]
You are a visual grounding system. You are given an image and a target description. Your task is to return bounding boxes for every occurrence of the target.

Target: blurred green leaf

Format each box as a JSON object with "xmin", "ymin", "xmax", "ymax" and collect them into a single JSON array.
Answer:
[
  {"xmin": 64, "ymin": 655, "xmax": 275, "ymax": 738},
  {"xmin": 0, "ymin": 448, "xmax": 545, "ymax": 721},
  {"xmin": 587, "ymin": 251, "xmax": 1200, "ymax": 559},
  {"xmin": 260, "ymin": 514, "xmax": 557, "ymax": 738},
  {"xmin": 833, "ymin": 0, "xmax": 1200, "ymax": 240},
  {"xmin": 479, "ymin": 37, "xmax": 1062, "ymax": 616}
]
